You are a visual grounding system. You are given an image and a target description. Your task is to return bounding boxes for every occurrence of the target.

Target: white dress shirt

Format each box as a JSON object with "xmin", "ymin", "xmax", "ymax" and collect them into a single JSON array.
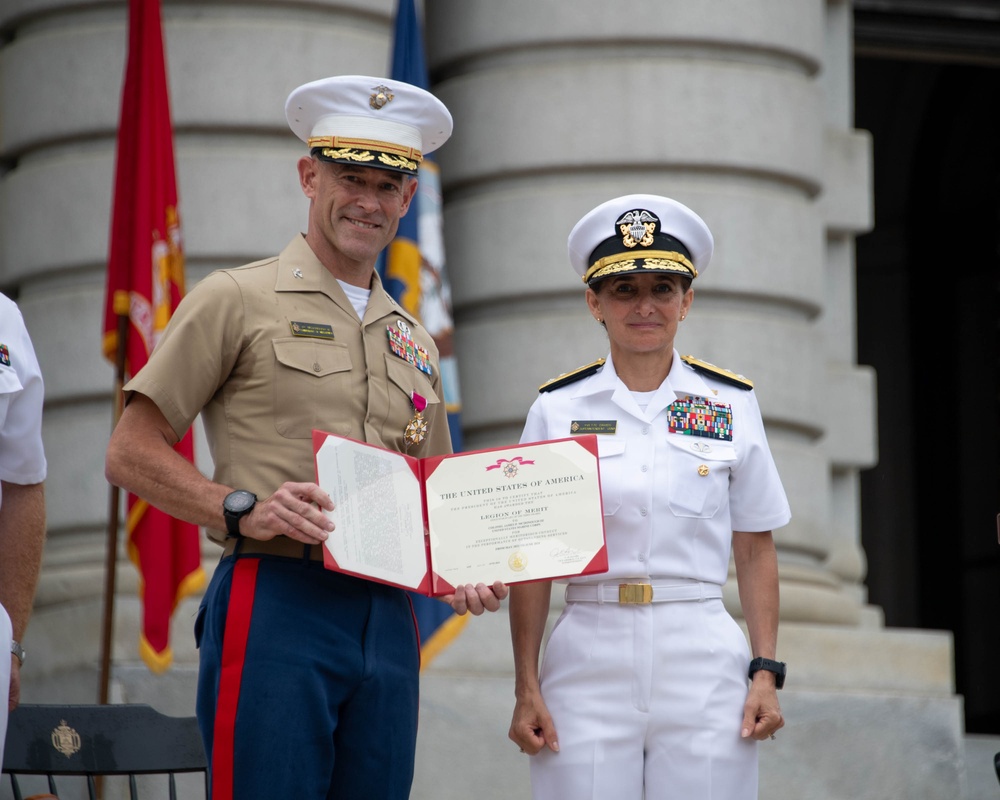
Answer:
[{"xmin": 520, "ymin": 350, "xmax": 790, "ymax": 586}]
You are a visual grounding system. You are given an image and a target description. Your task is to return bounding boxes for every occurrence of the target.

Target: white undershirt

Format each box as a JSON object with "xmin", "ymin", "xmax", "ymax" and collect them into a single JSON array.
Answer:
[
  {"xmin": 630, "ymin": 390, "xmax": 657, "ymax": 411},
  {"xmin": 338, "ymin": 279, "xmax": 371, "ymax": 319}
]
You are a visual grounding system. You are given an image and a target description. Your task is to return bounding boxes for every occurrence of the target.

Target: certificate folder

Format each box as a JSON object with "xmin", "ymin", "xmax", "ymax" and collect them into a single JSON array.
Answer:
[{"xmin": 312, "ymin": 430, "xmax": 608, "ymax": 596}]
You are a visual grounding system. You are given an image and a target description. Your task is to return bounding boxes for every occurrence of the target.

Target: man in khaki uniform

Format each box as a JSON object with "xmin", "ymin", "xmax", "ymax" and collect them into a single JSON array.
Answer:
[{"xmin": 106, "ymin": 75, "xmax": 507, "ymax": 800}]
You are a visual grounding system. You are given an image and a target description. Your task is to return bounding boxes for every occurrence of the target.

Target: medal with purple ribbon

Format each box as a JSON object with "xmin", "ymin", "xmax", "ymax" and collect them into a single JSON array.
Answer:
[{"xmin": 404, "ymin": 391, "xmax": 428, "ymax": 448}]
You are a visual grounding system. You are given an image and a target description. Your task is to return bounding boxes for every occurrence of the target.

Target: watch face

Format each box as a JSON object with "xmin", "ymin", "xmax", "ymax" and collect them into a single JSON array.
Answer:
[{"xmin": 225, "ymin": 490, "xmax": 257, "ymax": 514}]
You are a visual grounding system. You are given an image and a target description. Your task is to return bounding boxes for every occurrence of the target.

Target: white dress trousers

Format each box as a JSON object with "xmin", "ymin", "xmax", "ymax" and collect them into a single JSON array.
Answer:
[{"xmin": 522, "ymin": 351, "xmax": 791, "ymax": 800}]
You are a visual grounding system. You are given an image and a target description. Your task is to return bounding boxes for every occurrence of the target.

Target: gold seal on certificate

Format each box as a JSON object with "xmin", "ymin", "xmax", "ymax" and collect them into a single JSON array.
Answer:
[{"xmin": 312, "ymin": 432, "xmax": 609, "ymax": 595}]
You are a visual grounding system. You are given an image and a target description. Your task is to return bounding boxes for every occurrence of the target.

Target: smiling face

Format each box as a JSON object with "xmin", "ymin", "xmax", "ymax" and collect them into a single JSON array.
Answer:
[
  {"xmin": 586, "ymin": 272, "xmax": 694, "ymax": 359},
  {"xmin": 299, "ymin": 158, "xmax": 417, "ymax": 282}
]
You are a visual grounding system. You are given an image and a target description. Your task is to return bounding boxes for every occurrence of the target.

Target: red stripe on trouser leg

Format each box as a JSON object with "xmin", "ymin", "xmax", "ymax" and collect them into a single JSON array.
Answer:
[{"xmin": 211, "ymin": 558, "xmax": 259, "ymax": 800}]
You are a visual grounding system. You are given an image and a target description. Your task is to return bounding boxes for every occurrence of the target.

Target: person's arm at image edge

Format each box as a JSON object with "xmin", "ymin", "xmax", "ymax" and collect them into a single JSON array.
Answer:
[{"xmin": 0, "ymin": 480, "xmax": 45, "ymax": 710}]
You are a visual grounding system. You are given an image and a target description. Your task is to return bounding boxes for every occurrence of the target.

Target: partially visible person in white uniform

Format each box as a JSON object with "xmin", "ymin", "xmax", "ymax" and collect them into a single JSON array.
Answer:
[
  {"xmin": 507, "ymin": 195, "xmax": 791, "ymax": 800},
  {"xmin": 0, "ymin": 293, "xmax": 47, "ymax": 764}
]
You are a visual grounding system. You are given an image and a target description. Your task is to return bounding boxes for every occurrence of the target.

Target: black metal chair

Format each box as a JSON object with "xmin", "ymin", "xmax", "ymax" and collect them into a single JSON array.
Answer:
[{"xmin": 2, "ymin": 703, "xmax": 207, "ymax": 800}]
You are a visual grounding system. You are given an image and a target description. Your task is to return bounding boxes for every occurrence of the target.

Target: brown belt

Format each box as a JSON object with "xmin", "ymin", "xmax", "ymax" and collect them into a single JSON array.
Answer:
[{"xmin": 221, "ymin": 536, "xmax": 324, "ymax": 562}]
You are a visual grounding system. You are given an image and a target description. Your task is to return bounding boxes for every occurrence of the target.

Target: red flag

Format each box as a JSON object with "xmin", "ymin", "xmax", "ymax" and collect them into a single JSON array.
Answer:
[{"xmin": 102, "ymin": 0, "xmax": 205, "ymax": 674}]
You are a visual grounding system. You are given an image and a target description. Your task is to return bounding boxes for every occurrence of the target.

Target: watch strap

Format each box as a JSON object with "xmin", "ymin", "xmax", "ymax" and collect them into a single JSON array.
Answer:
[
  {"xmin": 748, "ymin": 656, "xmax": 785, "ymax": 689},
  {"xmin": 11, "ymin": 639, "xmax": 25, "ymax": 666},
  {"xmin": 224, "ymin": 509, "xmax": 244, "ymax": 538}
]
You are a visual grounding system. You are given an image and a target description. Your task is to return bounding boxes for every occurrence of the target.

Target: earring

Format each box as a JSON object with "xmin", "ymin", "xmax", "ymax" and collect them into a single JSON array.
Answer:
[{"xmin": 680, "ymin": 315, "xmax": 686, "ymax": 321}]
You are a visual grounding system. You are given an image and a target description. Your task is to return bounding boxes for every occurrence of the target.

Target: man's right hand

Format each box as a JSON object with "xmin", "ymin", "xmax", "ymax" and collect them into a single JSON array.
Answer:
[{"xmin": 243, "ymin": 482, "xmax": 335, "ymax": 544}]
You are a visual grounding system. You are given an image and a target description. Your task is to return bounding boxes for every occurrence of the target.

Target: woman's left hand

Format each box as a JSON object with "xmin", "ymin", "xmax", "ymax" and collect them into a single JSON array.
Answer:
[{"xmin": 741, "ymin": 674, "xmax": 785, "ymax": 740}]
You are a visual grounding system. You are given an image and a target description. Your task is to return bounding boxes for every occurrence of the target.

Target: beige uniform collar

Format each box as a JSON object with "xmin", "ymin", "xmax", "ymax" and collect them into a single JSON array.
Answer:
[{"xmin": 273, "ymin": 235, "xmax": 420, "ymax": 329}]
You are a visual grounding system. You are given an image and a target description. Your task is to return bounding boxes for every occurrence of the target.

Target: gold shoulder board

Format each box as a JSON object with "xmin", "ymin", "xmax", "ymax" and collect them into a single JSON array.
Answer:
[
  {"xmin": 680, "ymin": 355, "xmax": 754, "ymax": 390},
  {"xmin": 539, "ymin": 358, "xmax": 606, "ymax": 393}
]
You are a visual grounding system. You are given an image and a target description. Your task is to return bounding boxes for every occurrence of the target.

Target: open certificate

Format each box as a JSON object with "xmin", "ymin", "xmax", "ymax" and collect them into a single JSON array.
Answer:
[{"xmin": 312, "ymin": 431, "xmax": 608, "ymax": 595}]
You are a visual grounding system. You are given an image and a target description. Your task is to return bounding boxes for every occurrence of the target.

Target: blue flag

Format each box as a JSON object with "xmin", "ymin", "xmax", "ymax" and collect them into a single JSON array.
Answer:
[{"xmin": 382, "ymin": 0, "xmax": 468, "ymax": 667}]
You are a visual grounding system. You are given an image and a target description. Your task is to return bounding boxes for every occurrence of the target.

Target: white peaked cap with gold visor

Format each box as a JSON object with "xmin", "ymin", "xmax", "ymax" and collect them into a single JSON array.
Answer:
[
  {"xmin": 568, "ymin": 194, "xmax": 714, "ymax": 285},
  {"xmin": 285, "ymin": 75, "xmax": 453, "ymax": 176}
]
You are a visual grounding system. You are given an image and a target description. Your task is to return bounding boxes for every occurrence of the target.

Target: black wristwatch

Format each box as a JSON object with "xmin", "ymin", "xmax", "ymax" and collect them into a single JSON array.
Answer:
[
  {"xmin": 748, "ymin": 657, "xmax": 786, "ymax": 689},
  {"xmin": 223, "ymin": 490, "xmax": 257, "ymax": 538}
]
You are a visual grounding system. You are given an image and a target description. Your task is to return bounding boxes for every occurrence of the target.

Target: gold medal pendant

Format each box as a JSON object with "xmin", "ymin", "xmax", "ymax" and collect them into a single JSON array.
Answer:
[
  {"xmin": 404, "ymin": 412, "xmax": 427, "ymax": 447},
  {"xmin": 404, "ymin": 391, "xmax": 429, "ymax": 449}
]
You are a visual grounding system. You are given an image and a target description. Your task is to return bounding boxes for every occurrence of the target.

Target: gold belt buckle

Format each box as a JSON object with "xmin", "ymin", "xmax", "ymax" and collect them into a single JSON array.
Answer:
[{"xmin": 619, "ymin": 583, "xmax": 653, "ymax": 604}]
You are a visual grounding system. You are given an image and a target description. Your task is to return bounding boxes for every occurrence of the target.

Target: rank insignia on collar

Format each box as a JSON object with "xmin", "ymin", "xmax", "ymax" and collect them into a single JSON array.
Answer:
[
  {"xmin": 0, "ymin": 343, "xmax": 9, "ymax": 367},
  {"xmin": 616, "ymin": 209, "xmax": 657, "ymax": 249},
  {"xmin": 387, "ymin": 320, "xmax": 432, "ymax": 376}
]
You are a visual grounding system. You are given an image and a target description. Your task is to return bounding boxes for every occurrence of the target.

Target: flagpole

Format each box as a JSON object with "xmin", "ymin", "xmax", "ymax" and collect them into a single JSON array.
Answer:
[{"xmin": 99, "ymin": 311, "xmax": 130, "ymax": 705}]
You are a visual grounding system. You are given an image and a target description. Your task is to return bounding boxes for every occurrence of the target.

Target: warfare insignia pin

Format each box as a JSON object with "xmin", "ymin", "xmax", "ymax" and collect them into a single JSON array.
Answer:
[
  {"xmin": 370, "ymin": 85, "xmax": 395, "ymax": 110},
  {"xmin": 616, "ymin": 209, "xmax": 657, "ymax": 248}
]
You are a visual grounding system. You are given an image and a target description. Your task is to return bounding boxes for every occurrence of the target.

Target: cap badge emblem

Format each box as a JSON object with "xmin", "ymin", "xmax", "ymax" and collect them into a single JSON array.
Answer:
[
  {"xmin": 369, "ymin": 85, "xmax": 395, "ymax": 110},
  {"xmin": 616, "ymin": 209, "xmax": 657, "ymax": 249}
]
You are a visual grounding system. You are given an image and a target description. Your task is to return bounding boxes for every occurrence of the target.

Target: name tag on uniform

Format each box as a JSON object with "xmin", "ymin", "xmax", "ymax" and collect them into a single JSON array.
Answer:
[
  {"xmin": 570, "ymin": 420, "xmax": 618, "ymax": 435},
  {"xmin": 290, "ymin": 321, "xmax": 335, "ymax": 339}
]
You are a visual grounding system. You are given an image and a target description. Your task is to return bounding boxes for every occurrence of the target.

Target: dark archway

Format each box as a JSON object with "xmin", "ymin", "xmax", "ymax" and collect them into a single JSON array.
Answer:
[{"xmin": 855, "ymin": 48, "xmax": 1000, "ymax": 733}]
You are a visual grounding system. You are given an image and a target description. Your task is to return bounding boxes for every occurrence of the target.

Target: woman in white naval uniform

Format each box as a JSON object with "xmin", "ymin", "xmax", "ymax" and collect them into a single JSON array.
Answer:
[{"xmin": 508, "ymin": 195, "xmax": 791, "ymax": 800}]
